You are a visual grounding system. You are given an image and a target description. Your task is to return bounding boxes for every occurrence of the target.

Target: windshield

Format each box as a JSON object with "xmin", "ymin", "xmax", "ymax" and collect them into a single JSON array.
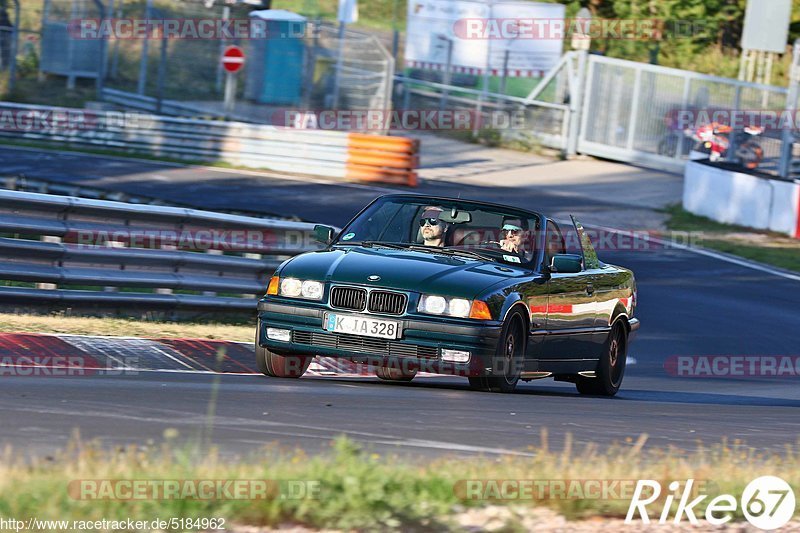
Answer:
[{"xmin": 333, "ymin": 197, "xmax": 542, "ymax": 265}]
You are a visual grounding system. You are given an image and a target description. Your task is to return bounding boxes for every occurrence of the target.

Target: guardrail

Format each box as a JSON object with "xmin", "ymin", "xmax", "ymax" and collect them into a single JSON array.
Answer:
[
  {"xmin": 0, "ymin": 189, "xmax": 326, "ymax": 311},
  {"xmin": 0, "ymin": 102, "xmax": 419, "ymax": 187},
  {"xmin": 102, "ymin": 88, "xmax": 227, "ymax": 120}
]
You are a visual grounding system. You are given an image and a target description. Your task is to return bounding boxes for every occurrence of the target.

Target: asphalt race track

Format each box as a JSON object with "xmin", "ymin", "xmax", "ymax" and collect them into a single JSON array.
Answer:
[{"xmin": 1, "ymin": 146, "xmax": 799, "ymax": 459}]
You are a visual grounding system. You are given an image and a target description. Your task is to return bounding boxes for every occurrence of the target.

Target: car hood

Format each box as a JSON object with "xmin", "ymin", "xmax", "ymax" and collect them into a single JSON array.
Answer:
[{"xmin": 279, "ymin": 247, "xmax": 529, "ymax": 299}]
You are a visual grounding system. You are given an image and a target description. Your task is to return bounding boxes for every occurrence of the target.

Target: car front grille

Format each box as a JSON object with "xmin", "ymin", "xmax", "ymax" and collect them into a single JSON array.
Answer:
[
  {"xmin": 368, "ymin": 290, "xmax": 407, "ymax": 315},
  {"xmin": 330, "ymin": 286, "xmax": 407, "ymax": 315},
  {"xmin": 330, "ymin": 286, "xmax": 367, "ymax": 311},
  {"xmin": 292, "ymin": 330, "xmax": 438, "ymax": 359}
]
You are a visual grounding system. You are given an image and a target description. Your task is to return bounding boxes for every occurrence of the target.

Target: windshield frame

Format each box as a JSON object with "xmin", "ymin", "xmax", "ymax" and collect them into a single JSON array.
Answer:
[{"xmin": 330, "ymin": 194, "xmax": 546, "ymax": 269}]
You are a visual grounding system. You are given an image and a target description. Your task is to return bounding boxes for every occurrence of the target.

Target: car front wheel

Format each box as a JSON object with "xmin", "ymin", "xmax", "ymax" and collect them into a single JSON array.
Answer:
[
  {"xmin": 255, "ymin": 324, "xmax": 311, "ymax": 378},
  {"xmin": 576, "ymin": 322, "xmax": 627, "ymax": 396},
  {"xmin": 469, "ymin": 311, "xmax": 525, "ymax": 393}
]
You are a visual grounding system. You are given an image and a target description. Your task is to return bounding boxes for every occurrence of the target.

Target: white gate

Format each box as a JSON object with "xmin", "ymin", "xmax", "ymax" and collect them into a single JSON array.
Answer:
[{"xmin": 577, "ymin": 54, "xmax": 788, "ymax": 174}]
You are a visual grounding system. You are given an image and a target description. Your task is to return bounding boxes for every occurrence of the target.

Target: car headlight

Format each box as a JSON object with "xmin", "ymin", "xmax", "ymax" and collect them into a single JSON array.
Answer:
[
  {"xmin": 280, "ymin": 278, "xmax": 303, "ymax": 297},
  {"xmin": 418, "ymin": 295, "xmax": 490, "ymax": 319},
  {"xmin": 448, "ymin": 298, "xmax": 471, "ymax": 318},
  {"xmin": 301, "ymin": 280, "xmax": 323, "ymax": 299},
  {"xmin": 274, "ymin": 277, "xmax": 324, "ymax": 300},
  {"xmin": 419, "ymin": 295, "xmax": 447, "ymax": 315}
]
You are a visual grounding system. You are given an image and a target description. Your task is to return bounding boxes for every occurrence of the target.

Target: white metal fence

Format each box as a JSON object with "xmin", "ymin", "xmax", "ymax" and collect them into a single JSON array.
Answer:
[
  {"xmin": 402, "ymin": 48, "xmax": 800, "ymax": 178},
  {"xmin": 578, "ymin": 54, "xmax": 789, "ymax": 175}
]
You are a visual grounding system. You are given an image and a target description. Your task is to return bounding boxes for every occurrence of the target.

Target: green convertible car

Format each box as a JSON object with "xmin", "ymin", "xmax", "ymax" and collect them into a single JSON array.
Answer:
[{"xmin": 256, "ymin": 194, "xmax": 639, "ymax": 395}]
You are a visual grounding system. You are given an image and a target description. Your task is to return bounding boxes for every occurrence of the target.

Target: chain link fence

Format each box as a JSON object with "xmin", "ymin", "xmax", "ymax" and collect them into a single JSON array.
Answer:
[
  {"xmin": 4, "ymin": 0, "xmax": 394, "ymax": 125},
  {"xmin": 99, "ymin": 3, "xmax": 394, "ymax": 124}
]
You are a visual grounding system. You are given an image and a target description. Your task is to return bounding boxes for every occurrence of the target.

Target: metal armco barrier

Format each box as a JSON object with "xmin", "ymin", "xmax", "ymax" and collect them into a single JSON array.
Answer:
[
  {"xmin": 0, "ymin": 102, "xmax": 420, "ymax": 187},
  {"xmin": 0, "ymin": 189, "xmax": 325, "ymax": 311}
]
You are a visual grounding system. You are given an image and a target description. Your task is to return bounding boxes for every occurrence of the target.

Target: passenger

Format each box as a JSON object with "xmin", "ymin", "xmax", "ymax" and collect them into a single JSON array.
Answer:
[{"xmin": 499, "ymin": 218, "xmax": 531, "ymax": 256}]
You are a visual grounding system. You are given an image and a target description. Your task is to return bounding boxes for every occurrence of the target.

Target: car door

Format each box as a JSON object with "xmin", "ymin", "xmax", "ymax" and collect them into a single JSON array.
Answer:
[
  {"xmin": 540, "ymin": 218, "xmax": 599, "ymax": 363},
  {"xmin": 571, "ymin": 216, "xmax": 609, "ymax": 357}
]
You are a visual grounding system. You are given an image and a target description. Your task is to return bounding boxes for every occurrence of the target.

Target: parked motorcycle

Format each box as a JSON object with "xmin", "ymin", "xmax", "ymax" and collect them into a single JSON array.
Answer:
[{"xmin": 690, "ymin": 122, "xmax": 764, "ymax": 170}]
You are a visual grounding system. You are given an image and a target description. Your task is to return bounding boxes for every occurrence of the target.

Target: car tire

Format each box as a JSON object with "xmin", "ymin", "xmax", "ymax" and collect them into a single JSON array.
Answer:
[
  {"xmin": 254, "ymin": 323, "xmax": 311, "ymax": 378},
  {"xmin": 375, "ymin": 366, "xmax": 417, "ymax": 382},
  {"xmin": 576, "ymin": 322, "xmax": 627, "ymax": 396},
  {"xmin": 469, "ymin": 311, "xmax": 525, "ymax": 393}
]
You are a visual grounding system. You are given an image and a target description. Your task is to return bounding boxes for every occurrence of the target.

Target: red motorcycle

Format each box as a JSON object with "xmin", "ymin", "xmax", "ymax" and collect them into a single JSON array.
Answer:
[{"xmin": 690, "ymin": 122, "xmax": 764, "ymax": 170}]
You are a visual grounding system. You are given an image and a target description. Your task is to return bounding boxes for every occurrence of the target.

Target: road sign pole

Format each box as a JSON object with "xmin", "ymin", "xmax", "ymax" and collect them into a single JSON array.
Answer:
[{"xmin": 224, "ymin": 72, "xmax": 237, "ymax": 113}]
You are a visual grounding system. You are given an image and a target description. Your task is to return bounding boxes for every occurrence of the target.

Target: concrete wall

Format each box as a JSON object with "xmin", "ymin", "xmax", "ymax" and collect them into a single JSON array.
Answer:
[{"xmin": 683, "ymin": 161, "xmax": 800, "ymax": 238}]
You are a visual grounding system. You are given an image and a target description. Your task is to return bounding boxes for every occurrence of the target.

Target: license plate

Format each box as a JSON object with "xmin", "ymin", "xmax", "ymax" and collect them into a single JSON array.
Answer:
[{"xmin": 324, "ymin": 313, "xmax": 401, "ymax": 339}]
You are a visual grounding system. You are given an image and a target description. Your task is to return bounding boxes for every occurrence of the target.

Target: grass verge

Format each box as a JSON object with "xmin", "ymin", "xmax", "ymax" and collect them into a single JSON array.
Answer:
[
  {"xmin": 0, "ymin": 313, "xmax": 253, "ymax": 342},
  {"xmin": 663, "ymin": 204, "xmax": 800, "ymax": 273},
  {"xmin": 1, "ymin": 433, "xmax": 798, "ymax": 531}
]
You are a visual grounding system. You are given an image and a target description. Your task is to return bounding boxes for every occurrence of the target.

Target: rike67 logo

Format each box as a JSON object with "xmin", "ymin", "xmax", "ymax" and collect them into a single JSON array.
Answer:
[{"xmin": 626, "ymin": 476, "xmax": 796, "ymax": 530}]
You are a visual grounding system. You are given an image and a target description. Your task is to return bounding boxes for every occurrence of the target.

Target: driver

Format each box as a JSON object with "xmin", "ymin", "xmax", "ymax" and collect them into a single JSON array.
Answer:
[
  {"xmin": 500, "ymin": 218, "xmax": 530, "ymax": 256},
  {"xmin": 419, "ymin": 206, "xmax": 448, "ymax": 247}
]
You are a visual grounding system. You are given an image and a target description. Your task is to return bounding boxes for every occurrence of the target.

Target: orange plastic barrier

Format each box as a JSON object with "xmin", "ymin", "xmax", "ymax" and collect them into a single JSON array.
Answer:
[{"xmin": 346, "ymin": 133, "xmax": 419, "ymax": 186}]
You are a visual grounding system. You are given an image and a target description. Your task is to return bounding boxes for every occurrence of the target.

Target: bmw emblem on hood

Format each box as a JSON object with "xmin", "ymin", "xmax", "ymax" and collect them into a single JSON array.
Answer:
[{"xmin": 367, "ymin": 275, "xmax": 381, "ymax": 281}]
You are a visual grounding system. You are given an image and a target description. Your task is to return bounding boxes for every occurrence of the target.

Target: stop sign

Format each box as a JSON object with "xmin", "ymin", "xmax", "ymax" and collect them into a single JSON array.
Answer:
[{"xmin": 222, "ymin": 45, "xmax": 245, "ymax": 74}]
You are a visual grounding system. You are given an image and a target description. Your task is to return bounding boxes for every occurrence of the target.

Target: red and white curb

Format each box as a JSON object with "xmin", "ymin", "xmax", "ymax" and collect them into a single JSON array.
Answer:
[{"xmin": 0, "ymin": 333, "xmax": 371, "ymax": 377}]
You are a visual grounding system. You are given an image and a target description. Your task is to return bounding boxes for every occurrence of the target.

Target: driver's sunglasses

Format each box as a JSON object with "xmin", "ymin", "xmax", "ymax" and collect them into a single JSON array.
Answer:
[
  {"xmin": 419, "ymin": 218, "xmax": 441, "ymax": 227},
  {"xmin": 504, "ymin": 229, "xmax": 522, "ymax": 236}
]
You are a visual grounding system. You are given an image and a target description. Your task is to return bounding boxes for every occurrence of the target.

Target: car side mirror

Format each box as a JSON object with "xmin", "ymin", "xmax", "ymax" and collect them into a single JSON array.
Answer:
[
  {"xmin": 313, "ymin": 224, "xmax": 335, "ymax": 244},
  {"xmin": 550, "ymin": 254, "xmax": 583, "ymax": 274}
]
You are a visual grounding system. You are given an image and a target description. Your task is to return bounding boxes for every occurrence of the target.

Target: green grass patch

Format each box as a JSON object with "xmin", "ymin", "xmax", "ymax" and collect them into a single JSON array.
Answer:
[
  {"xmin": 0, "ymin": 312, "xmax": 253, "ymax": 340},
  {"xmin": 1, "ymin": 433, "xmax": 798, "ymax": 531},
  {"xmin": 663, "ymin": 204, "xmax": 800, "ymax": 273}
]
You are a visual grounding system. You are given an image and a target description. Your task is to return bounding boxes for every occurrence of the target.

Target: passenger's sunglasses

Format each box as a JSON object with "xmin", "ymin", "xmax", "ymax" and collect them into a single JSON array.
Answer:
[{"xmin": 419, "ymin": 218, "xmax": 441, "ymax": 227}]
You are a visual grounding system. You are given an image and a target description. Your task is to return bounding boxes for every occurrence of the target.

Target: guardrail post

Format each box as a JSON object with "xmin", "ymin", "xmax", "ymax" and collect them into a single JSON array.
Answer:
[
  {"xmin": 157, "ymin": 240, "xmax": 177, "ymax": 295},
  {"xmin": 104, "ymin": 239, "xmax": 125, "ymax": 292},
  {"xmin": 202, "ymin": 249, "xmax": 223, "ymax": 297},
  {"xmin": 241, "ymin": 252, "xmax": 262, "ymax": 299},
  {"xmin": 36, "ymin": 235, "xmax": 61, "ymax": 291}
]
